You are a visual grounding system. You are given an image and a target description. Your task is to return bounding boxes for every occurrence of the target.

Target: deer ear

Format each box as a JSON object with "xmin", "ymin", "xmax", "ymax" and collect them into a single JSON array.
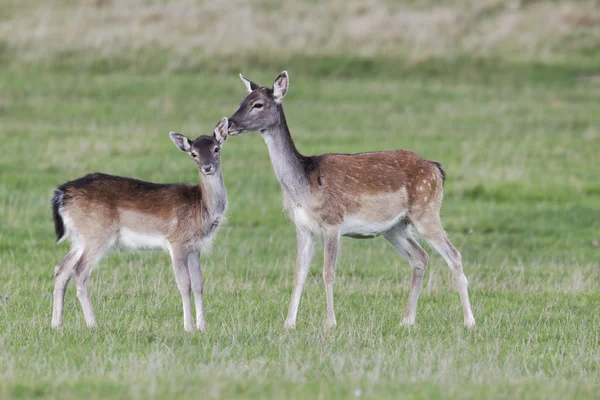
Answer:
[
  {"xmin": 213, "ymin": 117, "xmax": 228, "ymax": 146},
  {"xmin": 239, "ymin": 74, "xmax": 260, "ymax": 93},
  {"xmin": 273, "ymin": 70, "xmax": 288, "ymax": 103},
  {"xmin": 170, "ymin": 132, "xmax": 192, "ymax": 153}
]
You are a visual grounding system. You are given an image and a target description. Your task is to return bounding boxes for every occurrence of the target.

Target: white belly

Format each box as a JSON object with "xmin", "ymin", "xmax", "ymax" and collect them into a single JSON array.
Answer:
[
  {"xmin": 118, "ymin": 228, "xmax": 170, "ymax": 250},
  {"xmin": 340, "ymin": 212, "xmax": 406, "ymax": 237}
]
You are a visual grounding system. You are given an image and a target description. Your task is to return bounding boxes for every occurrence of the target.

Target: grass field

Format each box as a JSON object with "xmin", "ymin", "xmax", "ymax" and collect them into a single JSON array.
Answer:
[
  {"xmin": 1, "ymin": 61, "xmax": 599, "ymax": 399},
  {"xmin": 1, "ymin": 1, "xmax": 600, "ymax": 399}
]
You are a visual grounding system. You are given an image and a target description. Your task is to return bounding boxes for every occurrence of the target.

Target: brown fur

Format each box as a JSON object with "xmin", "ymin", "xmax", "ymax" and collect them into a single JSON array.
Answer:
[
  {"xmin": 51, "ymin": 124, "xmax": 229, "ymax": 332},
  {"xmin": 228, "ymin": 72, "xmax": 475, "ymax": 329},
  {"xmin": 59, "ymin": 173, "xmax": 218, "ymax": 247},
  {"xmin": 302, "ymin": 150, "xmax": 444, "ymax": 226}
]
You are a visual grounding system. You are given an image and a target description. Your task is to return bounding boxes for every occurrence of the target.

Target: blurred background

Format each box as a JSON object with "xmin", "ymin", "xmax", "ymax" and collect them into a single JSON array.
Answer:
[
  {"xmin": 2, "ymin": 0, "xmax": 600, "ymax": 73},
  {"xmin": 1, "ymin": 1, "xmax": 599, "ymax": 399}
]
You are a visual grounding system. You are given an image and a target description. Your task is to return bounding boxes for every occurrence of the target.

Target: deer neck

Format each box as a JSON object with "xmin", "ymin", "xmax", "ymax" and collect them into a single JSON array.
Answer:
[
  {"xmin": 260, "ymin": 106, "xmax": 310, "ymax": 201},
  {"xmin": 198, "ymin": 170, "xmax": 227, "ymax": 219}
]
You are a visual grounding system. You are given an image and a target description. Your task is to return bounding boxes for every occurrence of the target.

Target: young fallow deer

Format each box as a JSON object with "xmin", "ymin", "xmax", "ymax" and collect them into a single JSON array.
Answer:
[
  {"xmin": 50, "ymin": 118, "xmax": 229, "ymax": 332},
  {"xmin": 228, "ymin": 72, "xmax": 475, "ymax": 329}
]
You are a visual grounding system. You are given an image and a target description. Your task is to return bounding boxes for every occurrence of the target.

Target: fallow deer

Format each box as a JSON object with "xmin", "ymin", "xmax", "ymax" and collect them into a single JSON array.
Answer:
[
  {"xmin": 228, "ymin": 72, "xmax": 475, "ymax": 329},
  {"xmin": 50, "ymin": 118, "xmax": 229, "ymax": 332}
]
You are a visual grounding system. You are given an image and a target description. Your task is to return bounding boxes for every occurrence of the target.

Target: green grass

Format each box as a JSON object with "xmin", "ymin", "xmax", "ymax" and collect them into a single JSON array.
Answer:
[{"xmin": 0, "ymin": 60, "xmax": 599, "ymax": 399}]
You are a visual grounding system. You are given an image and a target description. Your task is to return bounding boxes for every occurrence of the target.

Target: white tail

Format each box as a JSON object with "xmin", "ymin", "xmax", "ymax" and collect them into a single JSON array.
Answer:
[{"xmin": 51, "ymin": 118, "xmax": 229, "ymax": 332}]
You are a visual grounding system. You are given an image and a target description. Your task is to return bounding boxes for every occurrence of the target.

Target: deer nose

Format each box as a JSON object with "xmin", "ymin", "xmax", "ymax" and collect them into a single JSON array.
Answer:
[
  {"xmin": 202, "ymin": 164, "xmax": 215, "ymax": 174},
  {"xmin": 228, "ymin": 120, "xmax": 238, "ymax": 134}
]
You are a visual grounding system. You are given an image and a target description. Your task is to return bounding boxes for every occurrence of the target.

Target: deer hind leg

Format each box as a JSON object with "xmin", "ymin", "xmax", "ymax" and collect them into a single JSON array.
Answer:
[
  {"xmin": 72, "ymin": 242, "xmax": 109, "ymax": 328},
  {"xmin": 323, "ymin": 227, "xmax": 340, "ymax": 330},
  {"xmin": 414, "ymin": 215, "xmax": 475, "ymax": 327},
  {"xmin": 383, "ymin": 220, "xmax": 429, "ymax": 326},
  {"xmin": 169, "ymin": 246, "xmax": 194, "ymax": 332},
  {"xmin": 52, "ymin": 248, "xmax": 81, "ymax": 329},
  {"xmin": 187, "ymin": 251, "xmax": 206, "ymax": 332}
]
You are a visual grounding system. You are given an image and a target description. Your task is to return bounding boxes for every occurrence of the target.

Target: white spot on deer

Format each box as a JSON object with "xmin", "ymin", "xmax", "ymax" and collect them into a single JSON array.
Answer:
[
  {"xmin": 423, "ymin": 179, "xmax": 427, "ymax": 184},
  {"xmin": 419, "ymin": 169, "xmax": 424, "ymax": 173},
  {"xmin": 424, "ymin": 196, "xmax": 428, "ymax": 202},
  {"xmin": 418, "ymin": 186, "xmax": 422, "ymax": 191}
]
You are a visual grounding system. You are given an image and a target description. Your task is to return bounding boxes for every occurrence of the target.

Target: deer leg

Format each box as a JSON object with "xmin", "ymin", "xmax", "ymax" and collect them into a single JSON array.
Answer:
[
  {"xmin": 383, "ymin": 222, "xmax": 429, "ymax": 326},
  {"xmin": 323, "ymin": 227, "xmax": 340, "ymax": 329},
  {"xmin": 187, "ymin": 251, "xmax": 206, "ymax": 332},
  {"xmin": 169, "ymin": 246, "xmax": 194, "ymax": 332},
  {"xmin": 416, "ymin": 217, "xmax": 475, "ymax": 327},
  {"xmin": 284, "ymin": 227, "xmax": 315, "ymax": 329},
  {"xmin": 72, "ymin": 245, "xmax": 106, "ymax": 328},
  {"xmin": 51, "ymin": 249, "xmax": 80, "ymax": 329}
]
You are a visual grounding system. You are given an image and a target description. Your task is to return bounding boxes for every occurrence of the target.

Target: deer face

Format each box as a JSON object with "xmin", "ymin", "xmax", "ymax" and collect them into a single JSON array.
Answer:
[
  {"xmin": 228, "ymin": 71, "xmax": 289, "ymax": 135},
  {"xmin": 190, "ymin": 136, "xmax": 222, "ymax": 175},
  {"xmin": 170, "ymin": 117, "xmax": 228, "ymax": 175}
]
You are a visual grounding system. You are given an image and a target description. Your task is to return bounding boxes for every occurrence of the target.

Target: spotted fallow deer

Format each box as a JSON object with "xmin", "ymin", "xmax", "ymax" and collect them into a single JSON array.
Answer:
[
  {"xmin": 50, "ymin": 118, "xmax": 229, "ymax": 332},
  {"xmin": 228, "ymin": 72, "xmax": 475, "ymax": 329}
]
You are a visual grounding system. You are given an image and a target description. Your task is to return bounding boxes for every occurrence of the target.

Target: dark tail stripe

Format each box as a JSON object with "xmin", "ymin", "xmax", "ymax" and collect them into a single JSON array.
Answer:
[
  {"xmin": 52, "ymin": 189, "xmax": 65, "ymax": 243},
  {"xmin": 431, "ymin": 161, "xmax": 446, "ymax": 185}
]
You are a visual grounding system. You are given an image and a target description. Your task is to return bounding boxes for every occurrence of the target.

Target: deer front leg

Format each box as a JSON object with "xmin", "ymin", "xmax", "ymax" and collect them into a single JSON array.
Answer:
[
  {"xmin": 323, "ymin": 227, "xmax": 340, "ymax": 329},
  {"xmin": 169, "ymin": 246, "xmax": 194, "ymax": 332},
  {"xmin": 284, "ymin": 227, "xmax": 315, "ymax": 329},
  {"xmin": 188, "ymin": 251, "xmax": 206, "ymax": 332}
]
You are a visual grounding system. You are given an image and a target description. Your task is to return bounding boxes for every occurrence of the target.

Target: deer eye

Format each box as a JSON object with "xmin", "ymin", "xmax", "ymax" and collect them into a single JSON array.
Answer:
[
  {"xmin": 252, "ymin": 103, "xmax": 264, "ymax": 109},
  {"xmin": 191, "ymin": 152, "xmax": 197, "ymax": 158},
  {"xmin": 214, "ymin": 147, "xmax": 220, "ymax": 154}
]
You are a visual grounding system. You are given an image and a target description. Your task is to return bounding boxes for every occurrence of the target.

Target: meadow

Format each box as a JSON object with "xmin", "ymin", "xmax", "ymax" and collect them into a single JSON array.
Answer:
[{"xmin": 1, "ymin": 1, "xmax": 600, "ymax": 399}]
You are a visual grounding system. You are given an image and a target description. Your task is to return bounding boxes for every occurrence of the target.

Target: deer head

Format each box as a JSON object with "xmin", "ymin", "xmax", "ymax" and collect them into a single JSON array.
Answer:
[
  {"xmin": 170, "ymin": 117, "xmax": 228, "ymax": 175},
  {"xmin": 228, "ymin": 71, "xmax": 289, "ymax": 135}
]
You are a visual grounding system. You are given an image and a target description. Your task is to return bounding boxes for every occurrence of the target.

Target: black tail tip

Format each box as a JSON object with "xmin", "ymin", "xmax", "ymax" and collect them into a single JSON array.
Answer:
[
  {"xmin": 51, "ymin": 189, "xmax": 65, "ymax": 243},
  {"xmin": 432, "ymin": 161, "xmax": 446, "ymax": 184}
]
